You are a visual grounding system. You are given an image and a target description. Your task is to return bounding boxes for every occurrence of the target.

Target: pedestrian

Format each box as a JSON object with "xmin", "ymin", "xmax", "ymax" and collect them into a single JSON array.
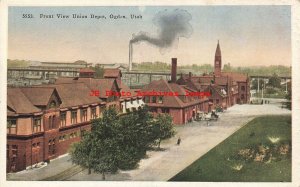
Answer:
[{"xmin": 177, "ymin": 137, "xmax": 181, "ymax": 145}]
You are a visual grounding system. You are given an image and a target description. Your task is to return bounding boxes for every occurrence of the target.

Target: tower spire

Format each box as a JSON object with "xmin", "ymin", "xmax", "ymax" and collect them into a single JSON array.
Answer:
[{"xmin": 214, "ymin": 40, "xmax": 222, "ymax": 76}]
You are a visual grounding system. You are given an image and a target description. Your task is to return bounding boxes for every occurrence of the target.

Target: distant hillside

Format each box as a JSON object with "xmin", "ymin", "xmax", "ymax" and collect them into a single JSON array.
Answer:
[
  {"xmin": 133, "ymin": 61, "xmax": 291, "ymax": 77},
  {"xmin": 222, "ymin": 63, "xmax": 291, "ymax": 77}
]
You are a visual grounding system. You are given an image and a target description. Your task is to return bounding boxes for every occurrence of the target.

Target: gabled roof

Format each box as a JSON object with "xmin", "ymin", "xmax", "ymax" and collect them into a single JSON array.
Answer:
[
  {"xmin": 7, "ymin": 88, "xmax": 41, "ymax": 114},
  {"xmin": 141, "ymin": 79, "xmax": 208, "ymax": 108},
  {"xmin": 116, "ymin": 80, "xmax": 136, "ymax": 99},
  {"xmin": 55, "ymin": 77, "xmax": 118, "ymax": 99},
  {"xmin": 222, "ymin": 72, "xmax": 248, "ymax": 82},
  {"xmin": 103, "ymin": 68, "xmax": 122, "ymax": 78},
  {"xmin": 20, "ymin": 87, "xmax": 59, "ymax": 106},
  {"xmin": 44, "ymin": 83, "xmax": 102, "ymax": 108}
]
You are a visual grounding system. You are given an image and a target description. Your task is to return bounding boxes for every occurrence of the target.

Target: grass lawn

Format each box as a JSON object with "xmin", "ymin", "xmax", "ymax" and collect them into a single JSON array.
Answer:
[{"xmin": 170, "ymin": 115, "xmax": 291, "ymax": 182}]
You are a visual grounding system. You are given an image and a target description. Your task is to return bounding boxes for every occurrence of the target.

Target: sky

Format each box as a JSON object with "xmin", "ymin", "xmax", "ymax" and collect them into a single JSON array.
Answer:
[{"xmin": 8, "ymin": 6, "xmax": 291, "ymax": 67}]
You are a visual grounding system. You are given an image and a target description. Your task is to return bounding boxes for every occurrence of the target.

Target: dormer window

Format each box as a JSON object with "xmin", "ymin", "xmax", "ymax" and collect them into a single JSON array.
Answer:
[
  {"xmin": 49, "ymin": 101, "xmax": 56, "ymax": 108},
  {"xmin": 7, "ymin": 119, "xmax": 17, "ymax": 134}
]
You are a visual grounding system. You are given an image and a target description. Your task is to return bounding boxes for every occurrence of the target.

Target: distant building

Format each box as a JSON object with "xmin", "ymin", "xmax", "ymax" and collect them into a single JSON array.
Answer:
[
  {"xmin": 79, "ymin": 68, "xmax": 96, "ymax": 78},
  {"xmin": 96, "ymin": 63, "xmax": 128, "ymax": 71},
  {"xmin": 29, "ymin": 61, "xmax": 92, "ymax": 69},
  {"xmin": 103, "ymin": 68, "xmax": 122, "ymax": 80}
]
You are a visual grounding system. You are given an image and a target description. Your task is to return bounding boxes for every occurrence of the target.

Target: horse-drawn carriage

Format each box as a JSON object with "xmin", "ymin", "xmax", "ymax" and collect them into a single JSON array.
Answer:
[{"xmin": 195, "ymin": 110, "xmax": 219, "ymax": 121}]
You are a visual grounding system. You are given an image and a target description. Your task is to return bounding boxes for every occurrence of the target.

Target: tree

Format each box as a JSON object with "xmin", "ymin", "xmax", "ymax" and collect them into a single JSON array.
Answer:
[
  {"xmin": 70, "ymin": 107, "xmax": 160, "ymax": 178},
  {"xmin": 223, "ymin": 63, "xmax": 232, "ymax": 72},
  {"xmin": 69, "ymin": 133, "xmax": 94, "ymax": 175},
  {"xmin": 268, "ymin": 73, "xmax": 281, "ymax": 88},
  {"xmin": 152, "ymin": 114, "xmax": 175, "ymax": 149},
  {"xmin": 251, "ymin": 78, "xmax": 264, "ymax": 90},
  {"xmin": 70, "ymin": 108, "xmax": 120, "ymax": 180},
  {"xmin": 116, "ymin": 106, "xmax": 157, "ymax": 169},
  {"xmin": 70, "ymin": 107, "xmax": 176, "ymax": 179},
  {"xmin": 90, "ymin": 66, "xmax": 104, "ymax": 78},
  {"xmin": 285, "ymin": 82, "xmax": 291, "ymax": 110}
]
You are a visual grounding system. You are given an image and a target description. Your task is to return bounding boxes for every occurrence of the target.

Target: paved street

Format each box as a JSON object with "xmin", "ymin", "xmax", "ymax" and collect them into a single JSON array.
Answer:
[{"xmin": 7, "ymin": 103, "xmax": 291, "ymax": 181}]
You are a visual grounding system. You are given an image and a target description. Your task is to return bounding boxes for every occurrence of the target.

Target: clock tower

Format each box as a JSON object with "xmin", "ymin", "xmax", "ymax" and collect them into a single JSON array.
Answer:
[{"xmin": 214, "ymin": 40, "xmax": 222, "ymax": 76}]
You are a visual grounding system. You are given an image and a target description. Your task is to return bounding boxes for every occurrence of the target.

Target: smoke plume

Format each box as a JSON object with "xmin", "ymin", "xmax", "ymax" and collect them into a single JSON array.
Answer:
[{"xmin": 130, "ymin": 9, "xmax": 193, "ymax": 50}]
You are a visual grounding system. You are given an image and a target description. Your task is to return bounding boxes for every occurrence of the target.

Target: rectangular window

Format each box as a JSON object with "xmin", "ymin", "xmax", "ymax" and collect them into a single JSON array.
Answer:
[
  {"xmin": 60, "ymin": 112, "xmax": 66, "ymax": 127},
  {"xmin": 91, "ymin": 107, "xmax": 97, "ymax": 119},
  {"xmin": 241, "ymin": 86, "xmax": 245, "ymax": 91},
  {"xmin": 81, "ymin": 109, "xmax": 88, "ymax": 122},
  {"xmin": 162, "ymin": 108, "xmax": 169, "ymax": 113},
  {"xmin": 7, "ymin": 119, "xmax": 17, "ymax": 134},
  {"xmin": 152, "ymin": 96, "xmax": 156, "ymax": 103},
  {"xmin": 158, "ymin": 96, "xmax": 163, "ymax": 104},
  {"xmin": 48, "ymin": 139, "xmax": 56, "ymax": 155},
  {"xmin": 49, "ymin": 115, "xmax": 56, "ymax": 129},
  {"xmin": 216, "ymin": 99, "xmax": 219, "ymax": 104},
  {"xmin": 71, "ymin": 110, "xmax": 77, "ymax": 124},
  {"xmin": 100, "ymin": 106, "xmax": 105, "ymax": 117},
  {"xmin": 12, "ymin": 145, "xmax": 18, "ymax": 158},
  {"xmin": 33, "ymin": 118, "xmax": 41, "ymax": 133},
  {"xmin": 49, "ymin": 116, "xmax": 52, "ymax": 129},
  {"xmin": 144, "ymin": 96, "xmax": 150, "ymax": 103}
]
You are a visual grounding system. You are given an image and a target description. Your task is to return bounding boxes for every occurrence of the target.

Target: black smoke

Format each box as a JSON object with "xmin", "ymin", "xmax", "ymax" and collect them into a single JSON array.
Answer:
[{"xmin": 130, "ymin": 9, "xmax": 193, "ymax": 50}]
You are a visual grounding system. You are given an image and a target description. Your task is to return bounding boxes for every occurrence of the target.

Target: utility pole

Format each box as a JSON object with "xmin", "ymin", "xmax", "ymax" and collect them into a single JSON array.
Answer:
[
  {"xmin": 285, "ymin": 78, "xmax": 288, "ymax": 93},
  {"xmin": 261, "ymin": 79, "xmax": 264, "ymax": 103},
  {"xmin": 257, "ymin": 78, "xmax": 260, "ymax": 94}
]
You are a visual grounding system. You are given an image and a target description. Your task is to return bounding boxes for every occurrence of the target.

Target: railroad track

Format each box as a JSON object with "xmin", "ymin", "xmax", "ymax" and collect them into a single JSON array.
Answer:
[{"xmin": 42, "ymin": 165, "xmax": 84, "ymax": 181}]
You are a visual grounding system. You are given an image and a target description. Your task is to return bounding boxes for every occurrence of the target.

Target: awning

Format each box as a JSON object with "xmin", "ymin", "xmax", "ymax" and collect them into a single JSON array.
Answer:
[
  {"xmin": 139, "ymin": 99, "xmax": 145, "ymax": 106},
  {"xmin": 132, "ymin": 100, "xmax": 139, "ymax": 109},
  {"xmin": 125, "ymin": 101, "xmax": 133, "ymax": 109},
  {"xmin": 121, "ymin": 102, "xmax": 126, "ymax": 113}
]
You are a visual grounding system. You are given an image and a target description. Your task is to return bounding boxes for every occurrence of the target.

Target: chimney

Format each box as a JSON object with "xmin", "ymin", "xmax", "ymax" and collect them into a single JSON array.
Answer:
[
  {"xmin": 188, "ymin": 72, "xmax": 192, "ymax": 80},
  {"xmin": 171, "ymin": 58, "xmax": 177, "ymax": 83}
]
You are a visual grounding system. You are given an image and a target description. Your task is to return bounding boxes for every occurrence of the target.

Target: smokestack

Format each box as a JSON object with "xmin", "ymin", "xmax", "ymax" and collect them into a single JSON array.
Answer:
[
  {"xmin": 188, "ymin": 72, "xmax": 192, "ymax": 80},
  {"xmin": 129, "ymin": 43, "xmax": 132, "ymax": 71},
  {"xmin": 171, "ymin": 58, "xmax": 177, "ymax": 83}
]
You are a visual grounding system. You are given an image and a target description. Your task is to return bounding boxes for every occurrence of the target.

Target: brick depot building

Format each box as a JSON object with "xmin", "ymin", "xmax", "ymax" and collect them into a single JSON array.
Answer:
[
  {"xmin": 177, "ymin": 41, "xmax": 250, "ymax": 108},
  {"xmin": 142, "ymin": 42, "xmax": 250, "ymax": 124},
  {"xmin": 6, "ymin": 69, "xmax": 143, "ymax": 173},
  {"xmin": 141, "ymin": 58, "xmax": 210, "ymax": 125}
]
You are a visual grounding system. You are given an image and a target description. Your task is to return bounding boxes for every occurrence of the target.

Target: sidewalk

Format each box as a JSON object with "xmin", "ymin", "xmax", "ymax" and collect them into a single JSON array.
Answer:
[{"xmin": 7, "ymin": 154, "xmax": 75, "ymax": 181}]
